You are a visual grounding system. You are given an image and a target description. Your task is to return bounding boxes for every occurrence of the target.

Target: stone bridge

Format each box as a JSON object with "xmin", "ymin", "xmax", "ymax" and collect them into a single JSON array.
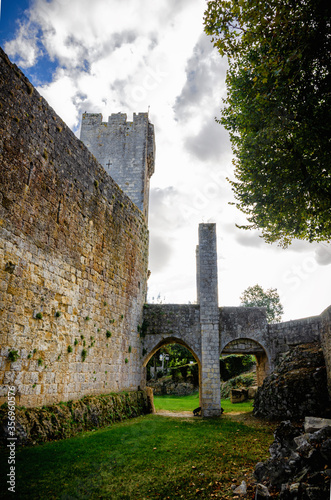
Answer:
[{"xmin": 141, "ymin": 224, "xmax": 322, "ymax": 417}]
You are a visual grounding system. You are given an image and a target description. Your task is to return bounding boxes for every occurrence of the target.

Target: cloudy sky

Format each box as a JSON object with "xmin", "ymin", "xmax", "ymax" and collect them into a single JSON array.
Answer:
[{"xmin": 1, "ymin": 0, "xmax": 330, "ymax": 321}]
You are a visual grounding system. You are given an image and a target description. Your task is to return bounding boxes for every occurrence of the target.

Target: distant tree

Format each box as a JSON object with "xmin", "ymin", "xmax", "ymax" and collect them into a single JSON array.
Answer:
[
  {"xmin": 204, "ymin": 0, "xmax": 331, "ymax": 247},
  {"xmin": 220, "ymin": 354, "xmax": 255, "ymax": 381},
  {"xmin": 240, "ymin": 284, "xmax": 284, "ymax": 323}
]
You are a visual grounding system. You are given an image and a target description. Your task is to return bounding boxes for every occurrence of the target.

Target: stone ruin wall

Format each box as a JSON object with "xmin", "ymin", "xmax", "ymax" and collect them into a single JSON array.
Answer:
[
  {"xmin": 268, "ymin": 312, "xmax": 323, "ymax": 362},
  {"xmin": 320, "ymin": 306, "xmax": 331, "ymax": 396},
  {"xmin": 268, "ymin": 308, "xmax": 331, "ymax": 396},
  {"xmin": 142, "ymin": 303, "xmax": 331, "ymax": 395},
  {"xmin": 0, "ymin": 48, "xmax": 149, "ymax": 408}
]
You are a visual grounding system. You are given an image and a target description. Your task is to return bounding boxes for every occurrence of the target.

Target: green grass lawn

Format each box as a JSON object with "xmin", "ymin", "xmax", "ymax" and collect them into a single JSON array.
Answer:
[
  {"xmin": 0, "ymin": 399, "xmax": 273, "ymax": 499},
  {"xmin": 154, "ymin": 392, "xmax": 254, "ymax": 414}
]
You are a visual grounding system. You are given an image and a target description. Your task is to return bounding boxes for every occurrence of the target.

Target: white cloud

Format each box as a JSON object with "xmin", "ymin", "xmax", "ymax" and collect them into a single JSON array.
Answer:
[
  {"xmin": 174, "ymin": 33, "xmax": 227, "ymax": 122},
  {"xmin": 4, "ymin": 21, "xmax": 41, "ymax": 68},
  {"xmin": 37, "ymin": 71, "xmax": 81, "ymax": 129},
  {"xmin": 315, "ymin": 243, "xmax": 331, "ymax": 266},
  {"xmin": 184, "ymin": 115, "xmax": 231, "ymax": 162}
]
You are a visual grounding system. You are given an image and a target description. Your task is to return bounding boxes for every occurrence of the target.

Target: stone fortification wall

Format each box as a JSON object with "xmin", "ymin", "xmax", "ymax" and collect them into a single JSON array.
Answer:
[
  {"xmin": 220, "ymin": 307, "xmax": 268, "ymax": 350},
  {"xmin": 220, "ymin": 307, "xmax": 269, "ymax": 384},
  {"xmin": 80, "ymin": 112, "xmax": 155, "ymax": 221},
  {"xmin": 320, "ymin": 306, "xmax": 331, "ymax": 396},
  {"xmin": 142, "ymin": 304, "xmax": 201, "ymax": 362},
  {"xmin": 0, "ymin": 48, "xmax": 149, "ymax": 408},
  {"xmin": 268, "ymin": 314, "xmax": 321, "ymax": 360}
]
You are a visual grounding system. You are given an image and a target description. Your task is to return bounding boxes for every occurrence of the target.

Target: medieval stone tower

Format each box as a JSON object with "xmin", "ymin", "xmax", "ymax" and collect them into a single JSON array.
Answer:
[{"xmin": 80, "ymin": 112, "xmax": 155, "ymax": 220}]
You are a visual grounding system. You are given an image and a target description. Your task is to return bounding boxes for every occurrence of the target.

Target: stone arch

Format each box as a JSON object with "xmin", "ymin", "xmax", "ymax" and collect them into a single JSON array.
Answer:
[
  {"xmin": 142, "ymin": 336, "xmax": 202, "ymax": 407},
  {"xmin": 221, "ymin": 338, "xmax": 270, "ymax": 386}
]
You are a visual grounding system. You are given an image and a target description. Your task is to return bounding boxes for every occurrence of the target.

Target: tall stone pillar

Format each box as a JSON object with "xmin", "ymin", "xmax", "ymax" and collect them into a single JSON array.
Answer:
[
  {"xmin": 197, "ymin": 223, "xmax": 221, "ymax": 417},
  {"xmin": 196, "ymin": 245, "xmax": 200, "ymax": 304}
]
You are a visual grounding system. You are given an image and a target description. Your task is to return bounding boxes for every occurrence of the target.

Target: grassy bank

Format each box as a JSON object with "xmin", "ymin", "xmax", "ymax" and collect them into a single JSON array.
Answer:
[
  {"xmin": 154, "ymin": 392, "xmax": 254, "ymax": 413},
  {"xmin": 0, "ymin": 409, "xmax": 273, "ymax": 499}
]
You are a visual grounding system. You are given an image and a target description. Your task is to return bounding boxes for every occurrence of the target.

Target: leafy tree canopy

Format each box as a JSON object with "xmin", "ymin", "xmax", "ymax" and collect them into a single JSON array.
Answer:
[
  {"xmin": 204, "ymin": 0, "xmax": 331, "ymax": 247},
  {"xmin": 240, "ymin": 284, "xmax": 284, "ymax": 323}
]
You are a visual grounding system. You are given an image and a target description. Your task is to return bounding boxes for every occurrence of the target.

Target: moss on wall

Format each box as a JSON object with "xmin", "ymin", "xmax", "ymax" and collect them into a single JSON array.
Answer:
[{"xmin": 0, "ymin": 390, "xmax": 153, "ymax": 446}]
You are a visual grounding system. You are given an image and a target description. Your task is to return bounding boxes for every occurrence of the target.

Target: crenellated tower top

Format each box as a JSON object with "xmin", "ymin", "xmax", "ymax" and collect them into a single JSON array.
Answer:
[{"xmin": 80, "ymin": 112, "xmax": 155, "ymax": 221}]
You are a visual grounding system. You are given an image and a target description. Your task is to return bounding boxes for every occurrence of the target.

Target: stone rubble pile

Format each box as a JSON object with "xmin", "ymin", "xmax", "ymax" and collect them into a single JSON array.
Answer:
[
  {"xmin": 254, "ymin": 417, "xmax": 331, "ymax": 499},
  {"xmin": 254, "ymin": 343, "xmax": 330, "ymax": 420},
  {"xmin": 147, "ymin": 377, "xmax": 197, "ymax": 396}
]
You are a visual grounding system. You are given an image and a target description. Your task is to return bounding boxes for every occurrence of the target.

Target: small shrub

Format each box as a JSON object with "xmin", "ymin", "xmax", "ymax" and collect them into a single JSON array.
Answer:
[
  {"xmin": 37, "ymin": 358, "xmax": 43, "ymax": 367},
  {"xmin": 139, "ymin": 320, "xmax": 148, "ymax": 338},
  {"xmin": 221, "ymin": 373, "xmax": 256, "ymax": 398},
  {"xmin": 74, "ymin": 339, "xmax": 78, "ymax": 346},
  {"xmin": 106, "ymin": 331, "xmax": 112, "ymax": 338},
  {"xmin": 8, "ymin": 350, "xmax": 20, "ymax": 362},
  {"xmin": 81, "ymin": 349, "xmax": 87, "ymax": 362},
  {"xmin": 35, "ymin": 312, "xmax": 43, "ymax": 320},
  {"xmin": 55, "ymin": 311, "xmax": 61, "ymax": 317},
  {"xmin": 125, "ymin": 358, "xmax": 128, "ymax": 364},
  {"xmin": 85, "ymin": 316, "xmax": 90, "ymax": 321},
  {"xmin": 128, "ymin": 346, "xmax": 132, "ymax": 353},
  {"xmin": 67, "ymin": 345, "xmax": 73, "ymax": 353}
]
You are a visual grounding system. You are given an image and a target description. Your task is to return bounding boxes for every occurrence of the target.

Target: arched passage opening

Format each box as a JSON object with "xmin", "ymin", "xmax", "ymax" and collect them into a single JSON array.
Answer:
[
  {"xmin": 142, "ymin": 337, "xmax": 202, "ymax": 410},
  {"xmin": 221, "ymin": 338, "xmax": 270, "ymax": 387}
]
